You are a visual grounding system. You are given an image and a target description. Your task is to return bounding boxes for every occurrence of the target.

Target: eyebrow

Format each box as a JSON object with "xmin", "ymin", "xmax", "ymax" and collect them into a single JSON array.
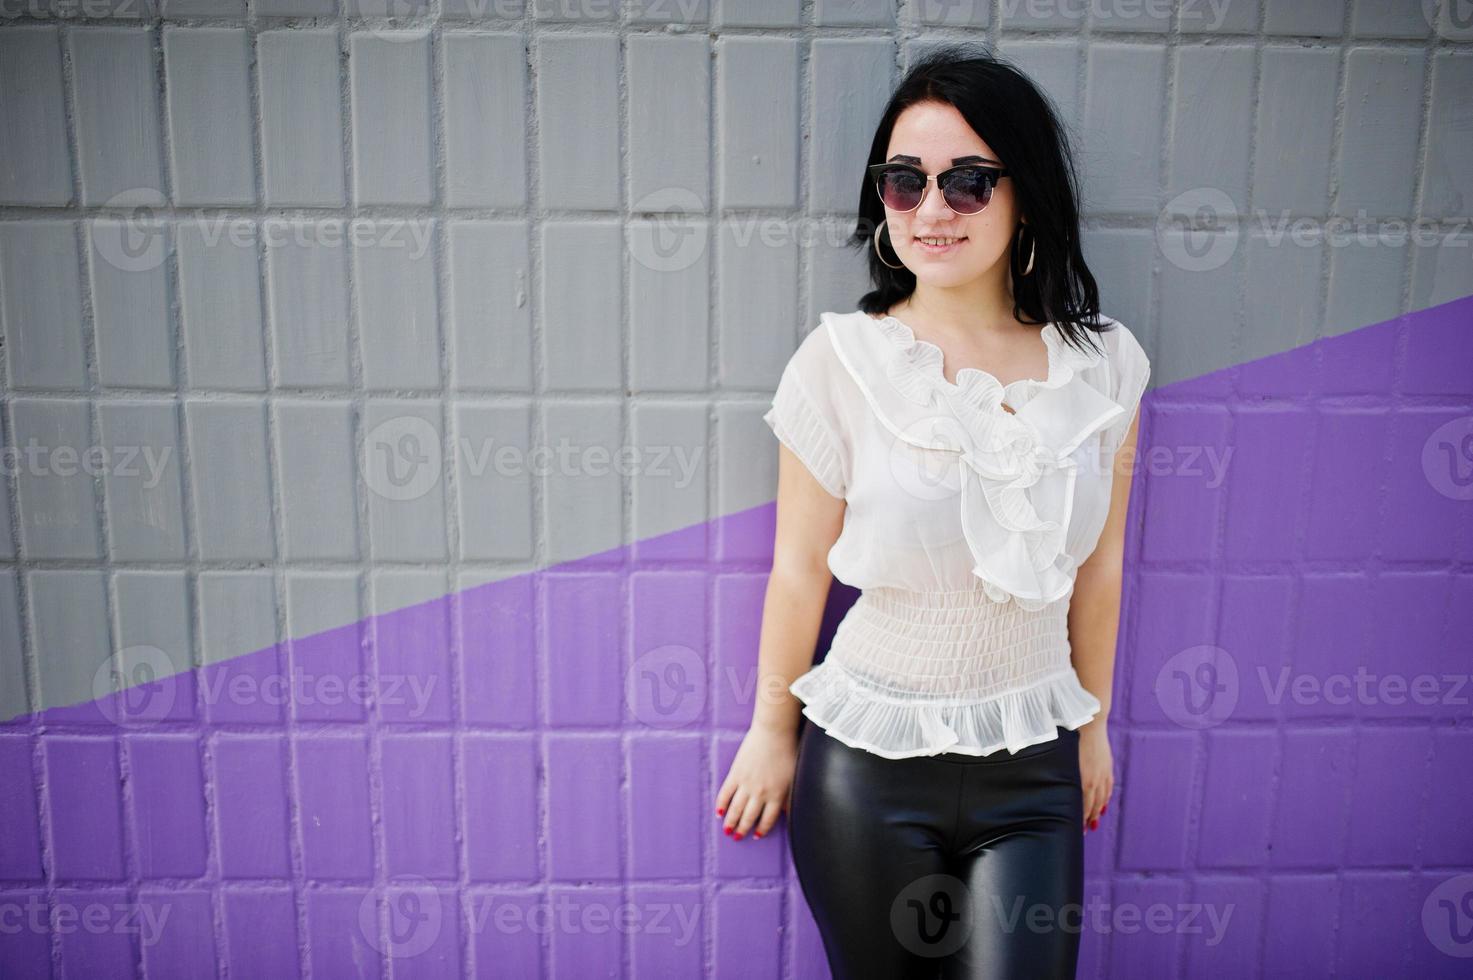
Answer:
[{"xmin": 887, "ymin": 153, "xmax": 1002, "ymax": 167}]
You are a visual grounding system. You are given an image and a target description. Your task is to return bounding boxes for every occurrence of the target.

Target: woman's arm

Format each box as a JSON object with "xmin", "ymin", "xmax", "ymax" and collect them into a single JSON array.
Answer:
[
  {"xmin": 715, "ymin": 441, "xmax": 845, "ymax": 840},
  {"xmin": 753, "ymin": 442, "xmax": 847, "ymax": 732},
  {"xmin": 1067, "ymin": 408, "xmax": 1143, "ymax": 831}
]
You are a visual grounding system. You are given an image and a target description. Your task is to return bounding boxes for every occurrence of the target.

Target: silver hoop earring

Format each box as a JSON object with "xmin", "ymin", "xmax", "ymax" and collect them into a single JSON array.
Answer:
[
  {"xmin": 873, "ymin": 219, "xmax": 905, "ymax": 270},
  {"xmin": 1019, "ymin": 227, "xmax": 1035, "ymax": 276}
]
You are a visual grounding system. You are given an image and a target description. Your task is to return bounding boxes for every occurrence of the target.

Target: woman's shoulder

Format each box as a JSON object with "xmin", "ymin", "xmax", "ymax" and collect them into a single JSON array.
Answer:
[
  {"xmin": 1088, "ymin": 315, "xmax": 1148, "ymax": 369},
  {"xmin": 1061, "ymin": 315, "xmax": 1149, "ymax": 400},
  {"xmin": 790, "ymin": 310, "xmax": 870, "ymax": 374},
  {"xmin": 1082, "ymin": 317, "xmax": 1152, "ymax": 451}
]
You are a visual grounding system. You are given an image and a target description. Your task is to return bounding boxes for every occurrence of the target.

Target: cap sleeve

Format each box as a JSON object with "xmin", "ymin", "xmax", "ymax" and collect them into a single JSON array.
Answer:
[
  {"xmin": 762, "ymin": 325, "xmax": 851, "ymax": 499},
  {"xmin": 1100, "ymin": 322, "xmax": 1151, "ymax": 457}
]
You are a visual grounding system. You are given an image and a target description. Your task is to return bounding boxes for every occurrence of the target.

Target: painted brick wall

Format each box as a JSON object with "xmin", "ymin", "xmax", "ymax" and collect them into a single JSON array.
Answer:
[{"xmin": 1, "ymin": 2, "xmax": 1471, "ymax": 978}]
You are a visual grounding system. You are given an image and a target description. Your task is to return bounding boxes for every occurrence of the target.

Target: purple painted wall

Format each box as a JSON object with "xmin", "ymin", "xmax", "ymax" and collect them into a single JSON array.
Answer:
[{"xmin": 2, "ymin": 296, "xmax": 1472, "ymax": 977}]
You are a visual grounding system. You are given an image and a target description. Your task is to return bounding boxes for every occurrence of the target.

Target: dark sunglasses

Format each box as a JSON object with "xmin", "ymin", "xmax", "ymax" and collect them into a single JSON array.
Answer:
[{"xmin": 868, "ymin": 162, "xmax": 1008, "ymax": 215}]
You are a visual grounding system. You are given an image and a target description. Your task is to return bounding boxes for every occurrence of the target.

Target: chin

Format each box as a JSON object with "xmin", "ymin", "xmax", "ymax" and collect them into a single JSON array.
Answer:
[{"xmin": 908, "ymin": 262, "xmax": 998, "ymax": 288}]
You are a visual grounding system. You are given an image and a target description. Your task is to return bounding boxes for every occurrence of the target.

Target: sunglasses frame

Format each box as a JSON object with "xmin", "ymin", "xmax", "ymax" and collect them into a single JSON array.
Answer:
[{"xmin": 867, "ymin": 161, "xmax": 1009, "ymax": 215}]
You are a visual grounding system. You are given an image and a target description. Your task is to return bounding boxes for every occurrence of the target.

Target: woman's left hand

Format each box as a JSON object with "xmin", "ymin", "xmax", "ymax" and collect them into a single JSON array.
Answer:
[{"xmin": 1078, "ymin": 721, "xmax": 1114, "ymax": 833}]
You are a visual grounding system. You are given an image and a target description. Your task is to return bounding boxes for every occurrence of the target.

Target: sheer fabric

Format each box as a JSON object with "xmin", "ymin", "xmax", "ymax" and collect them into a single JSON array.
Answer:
[{"xmin": 763, "ymin": 310, "xmax": 1151, "ymax": 759}]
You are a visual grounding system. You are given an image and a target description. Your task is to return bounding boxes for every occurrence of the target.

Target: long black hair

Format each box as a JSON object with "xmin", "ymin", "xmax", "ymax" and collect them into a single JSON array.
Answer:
[{"xmin": 852, "ymin": 44, "xmax": 1109, "ymax": 356}]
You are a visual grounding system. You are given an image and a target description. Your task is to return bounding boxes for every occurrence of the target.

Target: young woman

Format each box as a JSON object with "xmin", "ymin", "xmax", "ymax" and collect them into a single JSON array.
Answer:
[{"xmin": 714, "ymin": 47, "xmax": 1151, "ymax": 979}]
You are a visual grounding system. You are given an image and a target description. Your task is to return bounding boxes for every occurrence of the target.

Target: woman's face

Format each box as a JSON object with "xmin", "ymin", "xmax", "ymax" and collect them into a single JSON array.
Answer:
[{"xmin": 879, "ymin": 100, "xmax": 1021, "ymax": 289}]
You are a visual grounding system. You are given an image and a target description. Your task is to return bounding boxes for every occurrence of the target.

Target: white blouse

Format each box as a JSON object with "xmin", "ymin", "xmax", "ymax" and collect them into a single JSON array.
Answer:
[{"xmin": 763, "ymin": 309, "xmax": 1151, "ymax": 759}]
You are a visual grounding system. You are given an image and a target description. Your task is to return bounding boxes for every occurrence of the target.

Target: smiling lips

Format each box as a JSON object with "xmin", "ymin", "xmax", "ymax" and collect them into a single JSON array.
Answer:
[{"xmin": 914, "ymin": 235, "xmax": 967, "ymax": 253}]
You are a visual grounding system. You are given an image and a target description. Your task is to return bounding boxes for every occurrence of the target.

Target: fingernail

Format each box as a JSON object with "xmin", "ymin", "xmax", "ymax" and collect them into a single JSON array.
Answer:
[
  {"xmin": 734, "ymin": 832, "xmax": 743, "ymax": 840},
  {"xmin": 716, "ymin": 808, "xmax": 725, "ymax": 816},
  {"xmin": 1100, "ymin": 804, "xmax": 1107, "ymax": 815},
  {"xmin": 724, "ymin": 826, "xmax": 732, "ymax": 836},
  {"xmin": 754, "ymin": 831, "xmax": 763, "ymax": 838}
]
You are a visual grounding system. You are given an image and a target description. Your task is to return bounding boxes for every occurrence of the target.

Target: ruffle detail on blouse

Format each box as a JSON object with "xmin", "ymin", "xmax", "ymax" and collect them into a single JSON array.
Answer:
[
  {"xmin": 762, "ymin": 369, "xmax": 847, "ymax": 498},
  {"xmin": 790, "ymin": 658, "xmax": 1102, "ymax": 760},
  {"xmin": 823, "ymin": 312, "xmax": 1129, "ymax": 611}
]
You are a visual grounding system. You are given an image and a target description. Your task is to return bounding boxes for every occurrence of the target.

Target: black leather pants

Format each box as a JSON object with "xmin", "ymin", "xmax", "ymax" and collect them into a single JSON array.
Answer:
[{"xmin": 788, "ymin": 720, "xmax": 1085, "ymax": 980}]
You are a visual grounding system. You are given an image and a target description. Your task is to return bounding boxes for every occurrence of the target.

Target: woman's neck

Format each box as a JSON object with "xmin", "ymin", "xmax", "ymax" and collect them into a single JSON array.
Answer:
[{"xmin": 891, "ymin": 287, "xmax": 1029, "ymax": 341}]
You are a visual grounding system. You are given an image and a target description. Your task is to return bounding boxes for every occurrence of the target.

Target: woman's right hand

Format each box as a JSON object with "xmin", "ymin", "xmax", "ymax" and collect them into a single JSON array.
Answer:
[{"xmin": 714, "ymin": 722, "xmax": 800, "ymax": 841}]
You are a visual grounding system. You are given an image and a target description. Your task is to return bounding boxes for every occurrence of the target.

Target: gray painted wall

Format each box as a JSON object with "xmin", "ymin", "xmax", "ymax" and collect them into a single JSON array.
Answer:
[{"xmin": 1, "ymin": 1, "xmax": 1470, "ymax": 717}]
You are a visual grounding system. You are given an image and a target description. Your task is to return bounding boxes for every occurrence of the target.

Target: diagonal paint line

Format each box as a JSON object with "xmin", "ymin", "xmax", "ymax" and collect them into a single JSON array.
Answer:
[{"xmin": 2, "ymin": 294, "xmax": 1470, "ymax": 730}]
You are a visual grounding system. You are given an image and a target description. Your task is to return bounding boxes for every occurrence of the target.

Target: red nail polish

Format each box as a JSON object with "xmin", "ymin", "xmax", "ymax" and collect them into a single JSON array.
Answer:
[
  {"xmin": 724, "ymin": 826, "xmax": 732, "ymax": 835},
  {"xmin": 754, "ymin": 831, "xmax": 763, "ymax": 838},
  {"xmin": 734, "ymin": 832, "xmax": 743, "ymax": 840},
  {"xmin": 717, "ymin": 808, "xmax": 725, "ymax": 816},
  {"xmin": 1100, "ymin": 804, "xmax": 1107, "ymax": 815}
]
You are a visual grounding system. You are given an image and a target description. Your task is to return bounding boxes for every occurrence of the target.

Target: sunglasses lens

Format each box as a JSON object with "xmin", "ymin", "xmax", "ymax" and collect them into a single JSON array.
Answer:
[
  {"xmin": 940, "ymin": 169, "xmax": 995, "ymax": 214},
  {"xmin": 876, "ymin": 167, "xmax": 925, "ymax": 211}
]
